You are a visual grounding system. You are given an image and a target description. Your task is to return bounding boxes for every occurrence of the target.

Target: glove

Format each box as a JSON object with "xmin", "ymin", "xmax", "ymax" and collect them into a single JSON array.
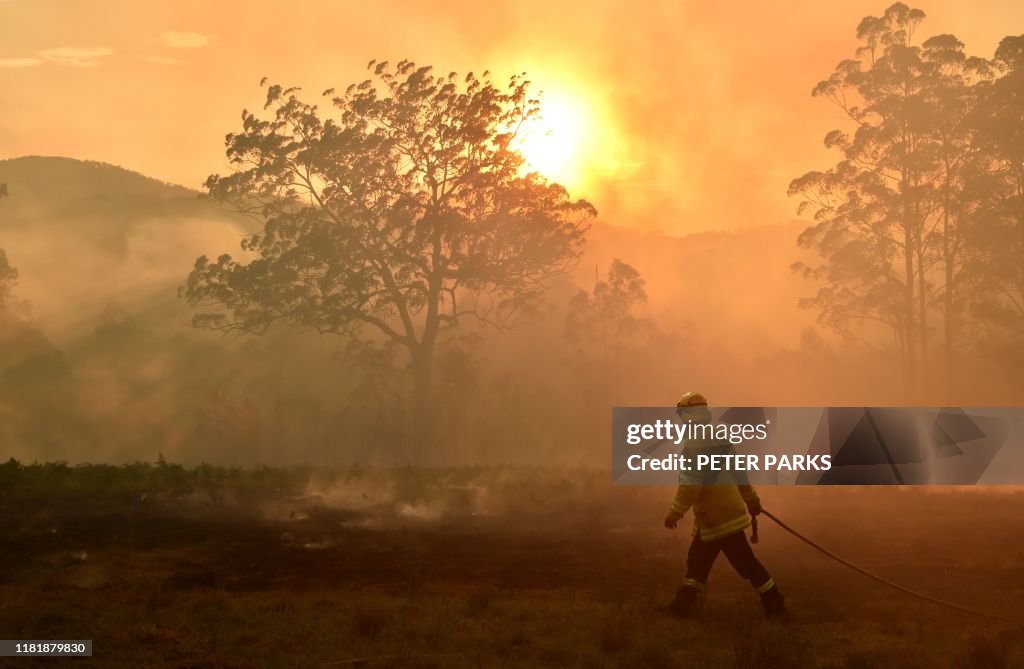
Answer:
[
  {"xmin": 746, "ymin": 498, "xmax": 763, "ymax": 516},
  {"xmin": 664, "ymin": 510, "xmax": 683, "ymax": 529}
]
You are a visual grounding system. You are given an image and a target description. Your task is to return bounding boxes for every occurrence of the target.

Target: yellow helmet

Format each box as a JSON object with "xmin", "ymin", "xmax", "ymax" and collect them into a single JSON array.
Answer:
[{"xmin": 676, "ymin": 391, "xmax": 708, "ymax": 408}]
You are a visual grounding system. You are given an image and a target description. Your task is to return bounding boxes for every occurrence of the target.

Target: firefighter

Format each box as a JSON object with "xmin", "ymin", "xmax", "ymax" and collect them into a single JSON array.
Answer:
[{"xmin": 664, "ymin": 391, "xmax": 787, "ymax": 620}]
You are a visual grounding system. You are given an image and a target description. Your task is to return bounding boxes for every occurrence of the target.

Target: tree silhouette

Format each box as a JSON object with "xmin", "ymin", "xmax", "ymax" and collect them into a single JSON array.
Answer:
[
  {"xmin": 184, "ymin": 60, "xmax": 594, "ymax": 447},
  {"xmin": 966, "ymin": 38, "xmax": 1024, "ymax": 325},
  {"xmin": 0, "ymin": 251, "xmax": 17, "ymax": 310},
  {"xmin": 565, "ymin": 259, "xmax": 653, "ymax": 401},
  {"xmin": 0, "ymin": 185, "xmax": 15, "ymax": 309},
  {"xmin": 789, "ymin": 3, "xmax": 994, "ymax": 400},
  {"xmin": 969, "ymin": 37, "xmax": 1024, "ymax": 354}
]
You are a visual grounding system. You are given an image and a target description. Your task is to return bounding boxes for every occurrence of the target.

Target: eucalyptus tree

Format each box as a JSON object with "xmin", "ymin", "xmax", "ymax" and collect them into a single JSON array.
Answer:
[{"xmin": 185, "ymin": 61, "xmax": 594, "ymax": 446}]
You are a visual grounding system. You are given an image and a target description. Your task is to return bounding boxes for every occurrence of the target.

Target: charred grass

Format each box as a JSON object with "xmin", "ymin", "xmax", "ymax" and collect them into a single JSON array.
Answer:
[{"xmin": 0, "ymin": 463, "xmax": 1023, "ymax": 668}]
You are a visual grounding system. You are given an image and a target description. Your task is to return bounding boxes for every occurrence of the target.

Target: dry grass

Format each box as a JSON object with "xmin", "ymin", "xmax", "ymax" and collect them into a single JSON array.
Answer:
[{"xmin": 0, "ymin": 464, "xmax": 1023, "ymax": 667}]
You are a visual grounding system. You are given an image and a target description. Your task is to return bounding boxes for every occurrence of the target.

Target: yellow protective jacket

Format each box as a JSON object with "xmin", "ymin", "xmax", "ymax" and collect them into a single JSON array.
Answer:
[{"xmin": 669, "ymin": 407, "xmax": 760, "ymax": 541}]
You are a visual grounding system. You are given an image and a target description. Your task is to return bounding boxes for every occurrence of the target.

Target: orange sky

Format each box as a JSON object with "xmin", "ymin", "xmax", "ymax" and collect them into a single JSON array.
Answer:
[{"xmin": 1, "ymin": 0, "xmax": 1021, "ymax": 233}]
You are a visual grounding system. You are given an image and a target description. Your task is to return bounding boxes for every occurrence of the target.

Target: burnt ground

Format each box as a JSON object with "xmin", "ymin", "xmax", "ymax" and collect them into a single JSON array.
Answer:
[{"xmin": 1, "ymin": 481, "xmax": 1023, "ymax": 668}]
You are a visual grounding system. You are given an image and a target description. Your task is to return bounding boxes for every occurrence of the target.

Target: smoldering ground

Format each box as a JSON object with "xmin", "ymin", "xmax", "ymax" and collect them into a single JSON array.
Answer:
[{"xmin": 2, "ymin": 464, "xmax": 1023, "ymax": 668}]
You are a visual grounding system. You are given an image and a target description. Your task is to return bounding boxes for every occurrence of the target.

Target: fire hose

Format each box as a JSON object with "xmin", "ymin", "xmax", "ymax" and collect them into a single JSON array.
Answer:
[{"xmin": 757, "ymin": 508, "xmax": 1021, "ymax": 625}]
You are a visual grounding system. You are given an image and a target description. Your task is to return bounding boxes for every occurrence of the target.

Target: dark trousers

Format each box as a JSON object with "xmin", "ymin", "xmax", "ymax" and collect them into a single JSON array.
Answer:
[{"xmin": 684, "ymin": 530, "xmax": 772, "ymax": 591}]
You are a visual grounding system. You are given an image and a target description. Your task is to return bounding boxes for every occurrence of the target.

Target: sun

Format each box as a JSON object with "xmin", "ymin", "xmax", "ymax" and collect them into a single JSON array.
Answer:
[{"xmin": 514, "ymin": 91, "xmax": 590, "ymax": 190}]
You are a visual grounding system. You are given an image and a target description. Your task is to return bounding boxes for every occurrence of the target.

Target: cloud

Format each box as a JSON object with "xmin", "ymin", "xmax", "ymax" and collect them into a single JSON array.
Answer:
[
  {"xmin": 159, "ymin": 31, "xmax": 211, "ymax": 49},
  {"xmin": 0, "ymin": 47, "xmax": 113, "ymax": 68},
  {"xmin": 0, "ymin": 57, "xmax": 43, "ymax": 68},
  {"xmin": 36, "ymin": 46, "xmax": 114, "ymax": 67},
  {"xmin": 144, "ymin": 55, "xmax": 186, "ymax": 65}
]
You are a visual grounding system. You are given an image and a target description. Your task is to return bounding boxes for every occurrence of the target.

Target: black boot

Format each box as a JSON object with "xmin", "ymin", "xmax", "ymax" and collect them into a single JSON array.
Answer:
[
  {"xmin": 759, "ymin": 585, "xmax": 788, "ymax": 621},
  {"xmin": 667, "ymin": 585, "xmax": 704, "ymax": 619}
]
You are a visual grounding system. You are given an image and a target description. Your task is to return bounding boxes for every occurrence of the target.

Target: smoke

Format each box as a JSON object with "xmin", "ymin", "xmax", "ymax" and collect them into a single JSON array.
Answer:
[
  {"xmin": 2, "ymin": 0, "xmax": 1023, "ymax": 466},
  {"xmin": 2, "ymin": 201, "xmax": 1019, "ymax": 465},
  {"xmin": 9, "ymin": 214, "xmax": 249, "ymax": 344},
  {"xmin": 5, "ymin": 1, "xmax": 1022, "ymax": 235}
]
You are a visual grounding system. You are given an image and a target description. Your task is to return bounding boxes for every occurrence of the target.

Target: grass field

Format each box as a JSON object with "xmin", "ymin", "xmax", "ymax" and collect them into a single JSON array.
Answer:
[{"xmin": 1, "ymin": 461, "xmax": 1022, "ymax": 668}]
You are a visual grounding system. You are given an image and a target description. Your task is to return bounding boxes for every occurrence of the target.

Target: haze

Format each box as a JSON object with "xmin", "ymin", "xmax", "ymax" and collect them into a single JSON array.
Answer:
[
  {"xmin": 0, "ymin": 1, "xmax": 1022, "ymax": 465},
  {"xmin": 3, "ymin": 0, "xmax": 1022, "ymax": 234}
]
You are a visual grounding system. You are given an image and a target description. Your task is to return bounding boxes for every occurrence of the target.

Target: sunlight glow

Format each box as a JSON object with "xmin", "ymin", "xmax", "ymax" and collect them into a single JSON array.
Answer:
[{"xmin": 514, "ymin": 90, "xmax": 592, "ymax": 191}]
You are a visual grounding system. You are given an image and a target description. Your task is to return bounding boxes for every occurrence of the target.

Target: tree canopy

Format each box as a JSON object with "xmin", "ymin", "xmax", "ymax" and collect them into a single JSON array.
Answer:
[
  {"xmin": 184, "ymin": 60, "xmax": 595, "ymax": 443},
  {"xmin": 790, "ymin": 3, "xmax": 1024, "ymax": 399}
]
